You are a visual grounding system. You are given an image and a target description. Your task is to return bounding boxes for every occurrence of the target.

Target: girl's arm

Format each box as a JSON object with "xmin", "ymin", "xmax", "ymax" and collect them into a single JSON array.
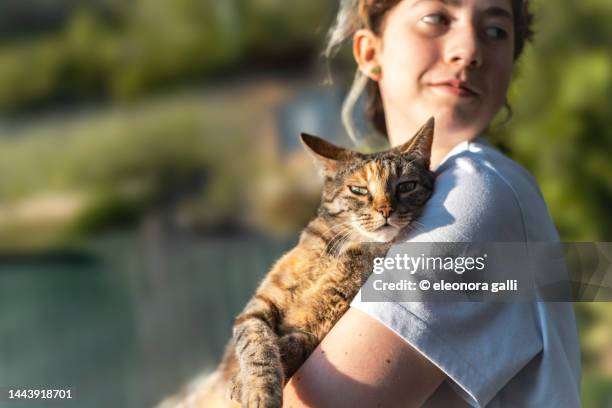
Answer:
[{"xmin": 283, "ymin": 307, "xmax": 446, "ymax": 407}]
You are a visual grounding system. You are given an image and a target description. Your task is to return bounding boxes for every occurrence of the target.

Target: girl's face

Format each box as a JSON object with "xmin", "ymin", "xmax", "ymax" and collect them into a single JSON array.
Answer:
[{"xmin": 372, "ymin": 0, "xmax": 515, "ymax": 139}]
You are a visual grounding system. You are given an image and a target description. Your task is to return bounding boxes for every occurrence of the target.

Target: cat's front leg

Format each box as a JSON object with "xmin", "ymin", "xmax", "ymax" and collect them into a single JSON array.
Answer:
[
  {"xmin": 279, "ymin": 330, "xmax": 319, "ymax": 379},
  {"xmin": 232, "ymin": 319, "xmax": 284, "ymax": 407},
  {"xmin": 232, "ymin": 296, "xmax": 285, "ymax": 408}
]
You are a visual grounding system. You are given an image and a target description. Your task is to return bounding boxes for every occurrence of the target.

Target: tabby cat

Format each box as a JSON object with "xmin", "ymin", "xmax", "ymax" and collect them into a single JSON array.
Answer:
[{"xmin": 159, "ymin": 118, "xmax": 435, "ymax": 408}]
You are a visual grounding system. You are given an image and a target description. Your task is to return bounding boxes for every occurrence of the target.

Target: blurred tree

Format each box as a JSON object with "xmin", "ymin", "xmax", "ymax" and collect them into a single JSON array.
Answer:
[
  {"xmin": 489, "ymin": 0, "xmax": 612, "ymax": 242},
  {"xmin": 0, "ymin": 0, "xmax": 117, "ymax": 39},
  {"xmin": 0, "ymin": 0, "xmax": 332, "ymax": 113}
]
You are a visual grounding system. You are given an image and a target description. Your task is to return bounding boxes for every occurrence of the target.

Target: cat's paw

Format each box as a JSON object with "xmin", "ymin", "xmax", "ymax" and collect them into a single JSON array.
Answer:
[
  {"xmin": 232, "ymin": 376, "xmax": 282, "ymax": 408},
  {"xmin": 241, "ymin": 388, "xmax": 282, "ymax": 408}
]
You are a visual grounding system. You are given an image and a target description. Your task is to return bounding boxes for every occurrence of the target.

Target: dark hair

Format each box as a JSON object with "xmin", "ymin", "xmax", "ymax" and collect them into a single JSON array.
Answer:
[{"xmin": 327, "ymin": 0, "xmax": 534, "ymax": 138}]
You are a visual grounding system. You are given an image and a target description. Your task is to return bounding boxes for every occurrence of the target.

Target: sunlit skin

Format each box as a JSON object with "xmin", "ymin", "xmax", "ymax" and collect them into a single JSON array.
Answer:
[{"xmin": 283, "ymin": 0, "xmax": 516, "ymax": 406}]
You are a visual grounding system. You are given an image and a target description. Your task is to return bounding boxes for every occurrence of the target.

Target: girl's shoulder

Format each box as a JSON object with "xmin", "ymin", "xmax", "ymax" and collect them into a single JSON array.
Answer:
[
  {"xmin": 406, "ymin": 138, "xmax": 559, "ymax": 242},
  {"xmin": 436, "ymin": 137, "xmax": 539, "ymax": 201}
]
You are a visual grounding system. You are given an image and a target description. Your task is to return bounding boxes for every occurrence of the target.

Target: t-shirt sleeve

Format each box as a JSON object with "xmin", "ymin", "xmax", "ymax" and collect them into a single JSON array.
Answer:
[{"xmin": 350, "ymin": 155, "xmax": 544, "ymax": 407}]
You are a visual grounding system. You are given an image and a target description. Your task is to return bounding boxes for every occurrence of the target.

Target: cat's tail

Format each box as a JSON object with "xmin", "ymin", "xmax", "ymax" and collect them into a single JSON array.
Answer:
[
  {"xmin": 157, "ymin": 342, "xmax": 240, "ymax": 408},
  {"xmin": 156, "ymin": 369, "xmax": 239, "ymax": 408}
]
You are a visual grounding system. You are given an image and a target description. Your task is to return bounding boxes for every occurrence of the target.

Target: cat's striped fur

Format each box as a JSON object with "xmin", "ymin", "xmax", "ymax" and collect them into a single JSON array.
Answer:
[{"xmin": 159, "ymin": 118, "xmax": 435, "ymax": 408}]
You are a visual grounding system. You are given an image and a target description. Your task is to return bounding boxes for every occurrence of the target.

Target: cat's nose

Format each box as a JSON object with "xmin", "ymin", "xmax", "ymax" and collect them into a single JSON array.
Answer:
[{"xmin": 377, "ymin": 205, "xmax": 394, "ymax": 219}]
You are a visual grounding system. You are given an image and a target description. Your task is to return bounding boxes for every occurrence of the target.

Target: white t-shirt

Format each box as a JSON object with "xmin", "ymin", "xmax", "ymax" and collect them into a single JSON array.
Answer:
[{"xmin": 351, "ymin": 138, "xmax": 582, "ymax": 407}]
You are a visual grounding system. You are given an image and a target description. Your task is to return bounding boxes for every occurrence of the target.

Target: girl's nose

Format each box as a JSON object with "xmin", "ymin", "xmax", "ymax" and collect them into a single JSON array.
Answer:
[{"xmin": 444, "ymin": 26, "xmax": 483, "ymax": 70}]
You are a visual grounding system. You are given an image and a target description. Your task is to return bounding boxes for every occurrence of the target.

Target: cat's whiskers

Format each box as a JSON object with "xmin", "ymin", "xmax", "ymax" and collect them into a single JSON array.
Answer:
[
  {"xmin": 326, "ymin": 232, "xmax": 348, "ymax": 256},
  {"xmin": 323, "ymin": 221, "xmax": 353, "ymax": 245},
  {"xmin": 324, "ymin": 225, "xmax": 356, "ymax": 256},
  {"xmin": 330, "ymin": 230, "xmax": 357, "ymax": 256},
  {"xmin": 309, "ymin": 220, "xmax": 354, "ymax": 249},
  {"xmin": 410, "ymin": 220, "xmax": 428, "ymax": 231},
  {"xmin": 395, "ymin": 219, "xmax": 427, "ymax": 237},
  {"xmin": 337, "ymin": 232, "xmax": 359, "ymax": 255},
  {"xmin": 327, "ymin": 225, "xmax": 360, "ymax": 256},
  {"xmin": 363, "ymin": 218, "xmax": 387, "ymax": 232},
  {"xmin": 325, "ymin": 221, "xmax": 355, "ymax": 233},
  {"xmin": 316, "ymin": 220, "xmax": 354, "ymax": 238}
]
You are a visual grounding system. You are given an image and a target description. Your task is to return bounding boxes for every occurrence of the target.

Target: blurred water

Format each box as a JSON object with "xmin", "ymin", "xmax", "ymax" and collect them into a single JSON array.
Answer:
[{"xmin": 0, "ymin": 230, "xmax": 295, "ymax": 408}]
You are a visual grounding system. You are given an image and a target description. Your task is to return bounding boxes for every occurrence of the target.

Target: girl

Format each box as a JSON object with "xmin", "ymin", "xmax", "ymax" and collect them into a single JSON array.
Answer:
[{"xmin": 282, "ymin": 0, "xmax": 581, "ymax": 406}]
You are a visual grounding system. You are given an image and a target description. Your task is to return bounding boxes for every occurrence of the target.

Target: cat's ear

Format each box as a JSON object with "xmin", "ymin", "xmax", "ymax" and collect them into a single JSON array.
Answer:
[
  {"xmin": 300, "ymin": 133, "xmax": 354, "ymax": 171},
  {"xmin": 393, "ymin": 117, "xmax": 434, "ymax": 165}
]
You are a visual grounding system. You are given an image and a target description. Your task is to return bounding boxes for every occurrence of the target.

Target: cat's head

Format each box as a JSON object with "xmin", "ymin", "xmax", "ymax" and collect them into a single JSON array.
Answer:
[{"xmin": 301, "ymin": 118, "xmax": 435, "ymax": 243}]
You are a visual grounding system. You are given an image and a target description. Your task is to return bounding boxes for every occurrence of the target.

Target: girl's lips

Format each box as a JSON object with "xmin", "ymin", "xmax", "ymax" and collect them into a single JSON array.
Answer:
[{"xmin": 429, "ymin": 80, "xmax": 479, "ymax": 97}]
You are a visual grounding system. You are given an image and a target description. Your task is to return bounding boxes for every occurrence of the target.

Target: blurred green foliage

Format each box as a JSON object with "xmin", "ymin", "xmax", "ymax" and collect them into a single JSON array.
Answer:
[
  {"xmin": 489, "ymin": 0, "xmax": 612, "ymax": 242},
  {"xmin": 0, "ymin": 0, "xmax": 330, "ymax": 111},
  {"xmin": 0, "ymin": 90, "xmax": 261, "ymax": 242}
]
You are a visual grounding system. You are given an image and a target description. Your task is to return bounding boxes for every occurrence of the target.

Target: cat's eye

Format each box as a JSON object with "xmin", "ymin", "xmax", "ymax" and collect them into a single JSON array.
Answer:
[
  {"xmin": 397, "ymin": 181, "xmax": 417, "ymax": 194},
  {"xmin": 349, "ymin": 186, "xmax": 368, "ymax": 196}
]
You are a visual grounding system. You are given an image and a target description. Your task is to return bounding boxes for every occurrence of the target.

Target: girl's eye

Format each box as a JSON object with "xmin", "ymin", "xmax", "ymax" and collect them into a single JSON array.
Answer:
[
  {"xmin": 422, "ymin": 13, "xmax": 450, "ymax": 26},
  {"xmin": 484, "ymin": 26, "xmax": 508, "ymax": 40},
  {"xmin": 349, "ymin": 186, "xmax": 369, "ymax": 196},
  {"xmin": 397, "ymin": 181, "xmax": 417, "ymax": 194}
]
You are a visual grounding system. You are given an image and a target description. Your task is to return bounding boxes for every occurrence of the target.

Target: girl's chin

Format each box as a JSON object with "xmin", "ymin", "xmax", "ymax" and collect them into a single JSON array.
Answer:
[
  {"xmin": 426, "ymin": 118, "xmax": 486, "ymax": 144},
  {"xmin": 430, "ymin": 106, "xmax": 489, "ymax": 131}
]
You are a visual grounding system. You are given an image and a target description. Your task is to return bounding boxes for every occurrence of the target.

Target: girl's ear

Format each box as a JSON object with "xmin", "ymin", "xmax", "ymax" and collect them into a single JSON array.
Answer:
[
  {"xmin": 393, "ymin": 117, "xmax": 435, "ymax": 165},
  {"xmin": 353, "ymin": 29, "xmax": 383, "ymax": 81},
  {"xmin": 300, "ymin": 133, "xmax": 355, "ymax": 172}
]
